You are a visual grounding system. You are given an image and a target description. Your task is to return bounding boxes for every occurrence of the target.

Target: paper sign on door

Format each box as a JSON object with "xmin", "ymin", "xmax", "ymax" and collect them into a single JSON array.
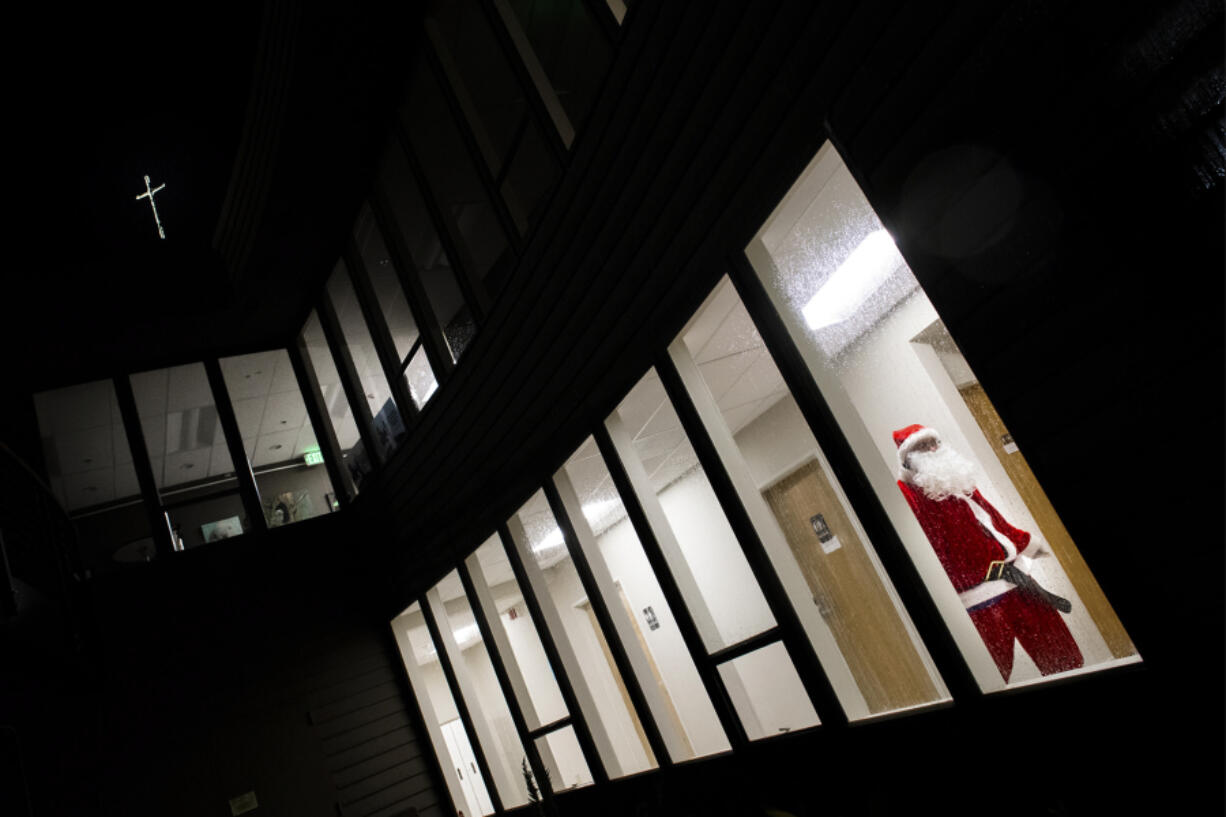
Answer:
[{"xmin": 810, "ymin": 513, "xmax": 842, "ymax": 554}]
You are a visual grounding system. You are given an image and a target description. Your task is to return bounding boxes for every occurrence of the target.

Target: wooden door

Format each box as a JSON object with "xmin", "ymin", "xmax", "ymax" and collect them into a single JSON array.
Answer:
[
  {"xmin": 958, "ymin": 383, "xmax": 1135, "ymax": 659},
  {"xmin": 764, "ymin": 459, "xmax": 940, "ymax": 713}
]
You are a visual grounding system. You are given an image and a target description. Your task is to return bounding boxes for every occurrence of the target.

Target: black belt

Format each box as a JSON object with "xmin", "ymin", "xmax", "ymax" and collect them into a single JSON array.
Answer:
[{"xmin": 985, "ymin": 560, "xmax": 1073, "ymax": 614}]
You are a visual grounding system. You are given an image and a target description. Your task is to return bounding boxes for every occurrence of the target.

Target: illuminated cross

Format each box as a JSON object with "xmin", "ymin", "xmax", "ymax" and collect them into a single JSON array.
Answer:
[{"xmin": 135, "ymin": 174, "xmax": 167, "ymax": 239}]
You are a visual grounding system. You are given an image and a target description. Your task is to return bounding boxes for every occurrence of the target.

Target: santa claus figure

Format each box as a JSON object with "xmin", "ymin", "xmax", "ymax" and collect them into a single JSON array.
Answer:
[{"xmin": 893, "ymin": 424, "xmax": 1083, "ymax": 682}]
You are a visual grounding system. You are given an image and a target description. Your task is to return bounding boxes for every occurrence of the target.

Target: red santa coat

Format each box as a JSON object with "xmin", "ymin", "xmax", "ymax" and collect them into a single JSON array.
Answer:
[
  {"xmin": 897, "ymin": 480, "xmax": 1083, "ymax": 681},
  {"xmin": 896, "ymin": 482, "xmax": 1030, "ymax": 597}
]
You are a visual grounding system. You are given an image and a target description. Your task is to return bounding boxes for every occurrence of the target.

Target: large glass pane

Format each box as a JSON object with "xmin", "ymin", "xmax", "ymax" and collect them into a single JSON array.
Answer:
[
  {"xmin": 326, "ymin": 260, "xmax": 405, "ymax": 459},
  {"xmin": 506, "ymin": 489, "xmax": 656, "ymax": 779},
  {"xmin": 378, "ymin": 144, "xmax": 476, "ymax": 361},
  {"xmin": 605, "ymin": 373, "xmax": 822, "ymax": 738},
  {"xmin": 34, "ymin": 379, "xmax": 142, "ymax": 513},
  {"xmin": 34, "ymin": 379, "xmax": 150, "ymax": 566},
  {"xmin": 219, "ymin": 350, "xmax": 335, "ymax": 528},
  {"xmin": 746, "ymin": 142, "xmax": 1140, "ymax": 692},
  {"xmin": 503, "ymin": 0, "xmax": 612, "ymax": 136},
  {"xmin": 715, "ymin": 643, "xmax": 819, "ymax": 740},
  {"xmin": 302, "ymin": 310, "xmax": 372, "ymax": 491},
  {"xmin": 466, "ymin": 534, "xmax": 569, "ymax": 731},
  {"xmin": 427, "ymin": 0, "xmax": 561, "ymax": 235},
  {"xmin": 670, "ymin": 276, "xmax": 948, "ymax": 720},
  {"xmin": 402, "ymin": 51, "xmax": 512, "ymax": 297},
  {"xmin": 353, "ymin": 202, "xmax": 423, "ymax": 366},
  {"xmin": 128, "ymin": 363, "xmax": 249, "ymax": 549},
  {"xmin": 605, "ymin": 370, "xmax": 777, "ymax": 651},
  {"xmin": 555, "ymin": 437, "xmax": 730, "ymax": 759},
  {"xmin": 428, "ymin": 571, "xmax": 531, "ymax": 809},
  {"xmin": 392, "ymin": 602, "xmax": 496, "ymax": 817}
]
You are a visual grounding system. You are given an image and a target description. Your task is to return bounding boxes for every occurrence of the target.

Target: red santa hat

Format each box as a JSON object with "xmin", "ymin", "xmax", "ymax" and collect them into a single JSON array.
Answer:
[{"xmin": 893, "ymin": 423, "xmax": 941, "ymax": 471}]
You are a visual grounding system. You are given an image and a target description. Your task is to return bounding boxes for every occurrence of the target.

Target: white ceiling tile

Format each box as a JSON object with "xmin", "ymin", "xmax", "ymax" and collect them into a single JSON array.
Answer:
[
  {"xmin": 697, "ymin": 349, "xmax": 758, "ymax": 403},
  {"xmin": 56, "ymin": 427, "xmax": 113, "ymax": 474},
  {"xmin": 221, "ymin": 352, "xmax": 277, "ymax": 401},
  {"xmin": 34, "ymin": 380, "xmax": 112, "ymax": 433},
  {"xmin": 129, "ymin": 369, "xmax": 168, "ymax": 418},
  {"xmin": 614, "ymin": 370, "xmax": 664, "ymax": 438},
  {"xmin": 63, "ymin": 467, "xmax": 116, "ymax": 511},
  {"xmin": 209, "ymin": 443, "xmax": 235, "ymax": 477},
  {"xmin": 113, "ymin": 463, "xmax": 141, "ymax": 500},
  {"xmin": 165, "ymin": 364, "xmax": 214, "ymax": 412},
  {"xmin": 252, "ymin": 429, "xmax": 300, "ymax": 467},
  {"xmin": 293, "ymin": 424, "xmax": 318, "ymax": 458},
  {"xmin": 163, "ymin": 447, "xmax": 212, "ymax": 488},
  {"xmin": 695, "ymin": 299, "xmax": 764, "ymax": 364},
  {"xmin": 633, "ymin": 427, "xmax": 684, "ymax": 464},
  {"xmin": 258, "ymin": 391, "xmax": 307, "ymax": 436},
  {"xmin": 683, "ymin": 277, "xmax": 740, "ymax": 364},
  {"xmin": 268, "ymin": 350, "xmax": 299, "ymax": 394},
  {"xmin": 112, "ymin": 424, "xmax": 133, "ymax": 465},
  {"xmin": 139, "ymin": 414, "xmax": 166, "ymax": 458},
  {"xmin": 231, "ymin": 397, "xmax": 266, "ymax": 439}
]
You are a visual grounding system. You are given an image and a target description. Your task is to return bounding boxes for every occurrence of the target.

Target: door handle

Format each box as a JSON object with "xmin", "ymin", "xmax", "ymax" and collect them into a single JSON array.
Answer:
[
  {"xmin": 470, "ymin": 762, "xmax": 477, "ymax": 774},
  {"xmin": 457, "ymin": 767, "xmax": 463, "ymax": 779}
]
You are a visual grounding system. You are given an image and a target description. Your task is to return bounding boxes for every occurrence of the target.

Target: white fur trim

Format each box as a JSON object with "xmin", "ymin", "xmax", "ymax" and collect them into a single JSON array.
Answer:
[
  {"xmin": 897, "ymin": 427, "xmax": 940, "ymax": 471},
  {"xmin": 963, "ymin": 495, "xmax": 1017, "ymax": 560},
  {"xmin": 960, "ymin": 581, "xmax": 1014, "ymax": 609}
]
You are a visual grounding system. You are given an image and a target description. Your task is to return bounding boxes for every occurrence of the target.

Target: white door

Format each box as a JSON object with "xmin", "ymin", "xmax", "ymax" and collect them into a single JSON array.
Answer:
[{"xmin": 441, "ymin": 719, "xmax": 494, "ymax": 816}]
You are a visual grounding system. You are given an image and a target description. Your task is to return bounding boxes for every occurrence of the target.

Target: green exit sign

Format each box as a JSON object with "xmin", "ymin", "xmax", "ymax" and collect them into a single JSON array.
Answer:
[{"xmin": 304, "ymin": 451, "xmax": 324, "ymax": 466}]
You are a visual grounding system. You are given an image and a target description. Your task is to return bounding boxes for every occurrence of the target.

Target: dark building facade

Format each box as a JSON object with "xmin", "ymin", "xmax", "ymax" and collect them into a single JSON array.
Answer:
[{"xmin": 2, "ymin": 2, "xmax": 1223, "ymax": 816}]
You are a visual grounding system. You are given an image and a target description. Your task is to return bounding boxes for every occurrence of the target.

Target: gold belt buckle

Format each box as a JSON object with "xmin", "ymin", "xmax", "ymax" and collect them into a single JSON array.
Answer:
[{"xmin": 985, "ymin": 559, "xmax": 1007, "ymax": 582}]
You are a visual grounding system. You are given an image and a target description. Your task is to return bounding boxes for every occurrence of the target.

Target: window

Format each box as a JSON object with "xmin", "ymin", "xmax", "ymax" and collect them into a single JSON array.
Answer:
[
  {"xmin": 301, "ymin": 310, "xmax": 372, "ymax": 489},
  {"xmin": 377, "ymin": 144, "xmax": 478, "ymax": 362},
  {"xmin": 605, "ymin": 371, "xmax": 821, "ymax": 737},
  {"xmin": 505, "ymin": 489, "xmax": 659, "ymax": 778},
  {"xmin": 667, "ymin": 276, "xmax": 949, "ymax": 719},
  {"xmin": 426, "ymin": 0, "xmax": 562, "ymax": 235},
  {"xmin": 554, "ymin": 437, "xmax": 730, "ymax": 758},
  {"xmin": 402, "ymin": 51, "xmax": 513, "ymax": 298},
  {"xmin": 392, "ymin": 602, "xmax": 498, "ymax": 817},
  {"xmin": 219, "ymin": 350, "xmax": 335, "ymax": 528},
  {"xmin": 128, "ymin": 363, "xmax": 249, "ymax": 549},
  {"xmin": 496, "ymin": 0, "xmax": 612, "ymax": 144},
  {"xmin": 745, "ymin": 143, "xmax": 1140, "ymax": 691},
  {"xmin": 426, "ymin": 570, "xmax": 533, "ymax": 809},
  {"xmin": 465, "ymin": 534, "xmax": 596, "ymax": 791},
  {"xmin": 353, "ymin": 203, "xmax": 438, "ymax": 409},
  {"xmin": 326, "ymin": 260, "xmax": 406, "ymax": 460},
  {"xmin": 33, "ymin": 379, "xmax": 151, "ymax": 562}
]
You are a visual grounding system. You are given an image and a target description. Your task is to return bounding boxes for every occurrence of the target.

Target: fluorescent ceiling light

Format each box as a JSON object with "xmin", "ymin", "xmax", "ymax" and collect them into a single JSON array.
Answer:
[{"xmin": 802, "ymin": 230, "xmax": 903, "ymax": 330}]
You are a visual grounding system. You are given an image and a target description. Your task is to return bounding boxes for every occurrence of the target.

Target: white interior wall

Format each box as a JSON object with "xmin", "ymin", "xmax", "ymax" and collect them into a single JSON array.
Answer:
[
  {"xmin": 461, "ymin": 644, "xmax": 525, "ymax": 798},
  {"xmin": 498, "ymin": 601, "xmax": 568, "ymax": 727},
  {"xmin": 595, "ymin": 516, "xmax": 730, "ymax": 755},
  {"xmin": 541, "ymin": 557, "xmax": 652, "ymax": 776}
]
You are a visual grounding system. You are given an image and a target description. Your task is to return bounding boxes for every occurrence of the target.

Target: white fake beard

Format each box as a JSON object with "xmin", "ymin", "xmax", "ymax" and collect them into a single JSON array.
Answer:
[{"xmin": 908, "ymin": 446, "xmax": 978, "ymax": 500}]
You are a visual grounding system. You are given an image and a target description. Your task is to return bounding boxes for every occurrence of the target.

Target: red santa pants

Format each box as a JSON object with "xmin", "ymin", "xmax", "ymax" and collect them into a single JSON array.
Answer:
[{"xmin": 969, "ymin": 589, "xmax": 1084, "ymax": 681}]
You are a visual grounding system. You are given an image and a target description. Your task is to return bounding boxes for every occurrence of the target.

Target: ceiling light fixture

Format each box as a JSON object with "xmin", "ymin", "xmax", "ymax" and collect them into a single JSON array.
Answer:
[{"xmin": 802, "ymin": 229, "xmax": 903, "ymax": 330}]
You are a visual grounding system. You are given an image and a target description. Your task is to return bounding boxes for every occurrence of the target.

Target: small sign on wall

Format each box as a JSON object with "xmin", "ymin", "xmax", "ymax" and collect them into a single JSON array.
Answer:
[
  {"xmin": 229, "ymin": 791, "xmax": 258, "ymax": 816},
  {"xmin": 810, "ymin": 513, "xmax": 842, "ymax": 554},
  {"xmin": 1001, "ymin": 432, "xmax": 1019, "ymax": 454},
  {"xmin": 643, "ymin": 606, "xmax": 659, "ymax": 631}
]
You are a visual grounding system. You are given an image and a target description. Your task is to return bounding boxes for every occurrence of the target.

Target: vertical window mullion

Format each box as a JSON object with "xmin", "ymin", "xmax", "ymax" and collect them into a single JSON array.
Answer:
[
  {"xmin": 202, "ymin": 358, "xmax": 267, "ymax": 535},
  {"xmin": 592, "ymin": 423, "xmax": 750, "ymax": 750},
  {"xmin": 725, "ymin": 252, "xmax": 980, "ymax": 701},
  {"xmin": 394, "ymin": 124, "xmax": 493, "ymax": 323},
  {"xmin": 654, "ymin": 352, "xmax": 845, "ymax": 727},
  {"xmin": 496, "ymin": 522, "xmax": 611, "ymax": 785},
  {"xmin": 316, "ymin": 291, "xmax": 385, "ymax": 470},
  {"xmin": 342, "ymin": 238, "xmax": 419, "ymax": 424},
  {"xmin": 542, "ymin": 478, "xmax": 673, "ymax": 767},
  {"xmin": 456, "ymin": 561, "xmax": 560, "ymax": 814},
  {"xmin": 419, "ymin": 592, "xmax": 506, "ymax": 815},
  {"xmin": 111, "ymin": 374, "xmax": 176, "ymax": 557},
  {"xmin": 287, "ymin": 335, "xmax": 355, "ymax": 506},
  {"xmin": 370, "ymin": 183, "xmax": 456, "ymax": 380}
]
